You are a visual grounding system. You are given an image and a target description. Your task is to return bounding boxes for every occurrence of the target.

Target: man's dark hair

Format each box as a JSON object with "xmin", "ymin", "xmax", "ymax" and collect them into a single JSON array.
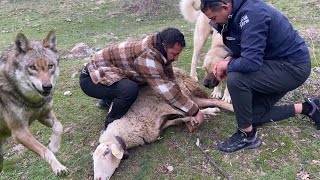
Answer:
[
  {"xmin": 200, "ymin": 0, "xmax": 231, "ymax": 13},
  {"xmin": 159, "ymin": 28, "xmax": 186, "ymax": 48}
]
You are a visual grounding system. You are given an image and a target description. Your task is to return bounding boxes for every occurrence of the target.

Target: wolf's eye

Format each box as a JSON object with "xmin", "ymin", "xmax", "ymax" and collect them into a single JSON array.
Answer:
[
  {"xmin": 48, "ymin": 64, "xmax": 54, "ymax": 69},
  {"xmin": 29, "ymin": 65, "xmax": 37, "ymax": 71}
]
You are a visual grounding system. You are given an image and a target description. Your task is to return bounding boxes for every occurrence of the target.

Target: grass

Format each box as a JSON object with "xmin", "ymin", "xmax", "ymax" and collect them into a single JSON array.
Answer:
[{"xmin": 0, "ymin": 0, "xmax": 319, "ymax": 179}]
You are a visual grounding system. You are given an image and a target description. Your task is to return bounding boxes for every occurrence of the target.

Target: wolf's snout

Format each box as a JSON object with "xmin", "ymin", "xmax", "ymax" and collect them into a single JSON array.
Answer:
[{"xmin": 42, "ymin": 84, "xmax": 53, "ymax": 92}]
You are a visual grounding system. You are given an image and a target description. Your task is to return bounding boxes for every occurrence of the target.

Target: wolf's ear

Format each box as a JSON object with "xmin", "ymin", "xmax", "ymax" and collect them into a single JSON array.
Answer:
[
  {"xmin": 15, "ymin": 33, "xmax": 32, "ymax": 54},
  {"xmin": 43, "ymin": 30, "xmax": 57, "ymax": 52}
]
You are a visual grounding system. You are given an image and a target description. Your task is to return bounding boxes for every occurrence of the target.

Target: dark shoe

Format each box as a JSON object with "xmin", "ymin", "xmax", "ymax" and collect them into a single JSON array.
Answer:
[
  {"xmin": 96, "ymin": 99, "xmax": 112, "ymax": 110},
  {"xmin": 217, "ymin": 128, "xmax": 262, "ymax": 153},
  {"xmin": 304, "ymin": 97, "xmax": 320, "ymax": 130}
]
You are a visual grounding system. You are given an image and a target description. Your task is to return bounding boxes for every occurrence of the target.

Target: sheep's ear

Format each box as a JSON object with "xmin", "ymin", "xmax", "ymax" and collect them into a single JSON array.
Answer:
[{"xmin": 110, "ymin": 144, "xmax": 124, "ymax": 159}]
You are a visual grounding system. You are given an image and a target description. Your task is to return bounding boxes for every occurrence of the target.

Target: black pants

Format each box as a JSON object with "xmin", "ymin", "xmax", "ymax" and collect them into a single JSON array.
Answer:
[
  {"xmin": 227, "ymin": 60, "xmax": 311, "ymax": 129},
  {"xmin": 79, "ymin": 66, "xmax": 139, "ymax": 128}
]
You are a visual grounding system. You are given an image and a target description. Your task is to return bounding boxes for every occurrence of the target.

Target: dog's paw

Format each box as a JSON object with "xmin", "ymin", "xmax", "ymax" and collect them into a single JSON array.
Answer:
[
  {"xmin": 222, "ymin": 94, "xmax": 232, "ymax": 104},
  {"xmin": 211, "ymin": 89, "xmax": 222, "ymax": 99},
  {"xmin": 190, "ymin": 72, "xmax": 198, "ymax": 82}
]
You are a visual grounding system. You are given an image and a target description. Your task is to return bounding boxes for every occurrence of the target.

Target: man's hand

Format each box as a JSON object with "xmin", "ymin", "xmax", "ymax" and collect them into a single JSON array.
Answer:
[
  {"xmin": 186, "ymin": 110, "xmax": 204, "ymax": 133},
  {"xmin": 213, "ymin": 57, "xmax": 232, "ymax": 81}
]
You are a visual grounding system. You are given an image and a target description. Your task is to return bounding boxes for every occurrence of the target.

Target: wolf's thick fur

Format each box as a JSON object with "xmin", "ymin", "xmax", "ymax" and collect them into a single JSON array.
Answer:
[
  {"xmin": 0, "ymin": 31, "xmax": 67, "ymax": 176},
  {"xmin": 93, "ymin": 68, "xmax": 234, "ymax": 180},
  {"xmin": 179, "ymin": 0, "xmax": 231, "ymax": 103}
]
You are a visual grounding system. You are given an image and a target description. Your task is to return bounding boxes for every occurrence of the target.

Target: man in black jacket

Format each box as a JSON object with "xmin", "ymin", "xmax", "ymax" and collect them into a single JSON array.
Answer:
[{"xmin": 201, "ymin": 0, "xmax": 320, "ymax": 153}]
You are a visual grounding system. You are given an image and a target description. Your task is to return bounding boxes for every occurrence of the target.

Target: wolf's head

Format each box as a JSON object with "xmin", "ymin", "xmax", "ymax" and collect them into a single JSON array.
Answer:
[{"xmin": 6, "ymin": 30, "xmax": 59, "ymax": 106}]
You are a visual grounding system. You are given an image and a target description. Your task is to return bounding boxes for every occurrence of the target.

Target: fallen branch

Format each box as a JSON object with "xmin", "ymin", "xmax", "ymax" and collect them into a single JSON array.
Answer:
[{"xmin": 196, "ymin": 138, "xmax": 232, "ymax": 180}]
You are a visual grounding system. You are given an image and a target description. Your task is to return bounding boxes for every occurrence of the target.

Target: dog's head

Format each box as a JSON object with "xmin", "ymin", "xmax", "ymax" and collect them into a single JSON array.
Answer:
[
  {"xmin": 93, "ymin": 142, "xmax": 124, "ymax": 180},
  {"xmin": 202, "ymin": 31, "xmax": 228, "ymax": 89},
  {"xmin": 8, "ymin": 30, "xmax": 59, "ymax": 104},
  {"xmin": 202, "ymin": 55, "xmax": 221, "ymax": 88}
]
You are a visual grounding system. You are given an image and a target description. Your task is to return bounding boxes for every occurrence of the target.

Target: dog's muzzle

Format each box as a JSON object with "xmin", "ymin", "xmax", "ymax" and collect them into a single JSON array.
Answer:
[{"xmin": 203, "ymin": 78, "xmax": 219, "ymax": 88}]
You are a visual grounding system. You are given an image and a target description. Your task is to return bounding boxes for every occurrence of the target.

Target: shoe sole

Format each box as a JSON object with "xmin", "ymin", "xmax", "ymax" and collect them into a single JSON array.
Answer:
[{"xmin": 242, "ymin": 137, "xmax": 262, "ymax": 151}]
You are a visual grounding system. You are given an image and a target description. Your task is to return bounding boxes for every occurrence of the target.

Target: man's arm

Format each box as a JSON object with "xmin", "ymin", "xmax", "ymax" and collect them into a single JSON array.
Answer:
[
  {"xmin": 135, "ymin": 54, "xmax": 199, "ymax": 116},
  {"xmin": 227, "ymin": 10, "xmax": 271, "ymax": 73}
]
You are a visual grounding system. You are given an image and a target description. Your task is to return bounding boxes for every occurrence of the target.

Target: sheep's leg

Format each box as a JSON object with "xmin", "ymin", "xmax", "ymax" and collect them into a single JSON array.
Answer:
[
  {"xmin": 160, "ymin": 117, "xmax": 193, "ymax": 130},
  {"xmin": 200, "ymin": 107, "xmax": 220, "ymax": 117},
  {"xmin": 192, "ymin": 97, "xmax": 234, "ymax": 112}
]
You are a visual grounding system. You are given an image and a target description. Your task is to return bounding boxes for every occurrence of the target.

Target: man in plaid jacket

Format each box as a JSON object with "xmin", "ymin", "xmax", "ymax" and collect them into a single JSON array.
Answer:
[{"xmin": 80, "ymin": 28, "xmax": 204, "ymax": 131}]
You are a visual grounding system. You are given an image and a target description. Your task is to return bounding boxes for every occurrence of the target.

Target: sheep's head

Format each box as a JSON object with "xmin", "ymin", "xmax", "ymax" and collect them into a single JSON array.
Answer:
[{"xmin": 93, "ymin": 142, "xmax": 124, "ymax": 180}]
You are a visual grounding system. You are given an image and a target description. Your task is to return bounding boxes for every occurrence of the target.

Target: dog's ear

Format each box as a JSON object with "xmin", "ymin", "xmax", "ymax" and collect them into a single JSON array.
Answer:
[
  {"xmin": 43, "ymin": 30, "xmax": 57, "ymax": 52},
  {"xmin": 110, "ymin": 144, "xmax": 124, "ymax": 159},
  {"xmin": 15, "ymin": 33, "xmax": 32, "ymax": 54}
]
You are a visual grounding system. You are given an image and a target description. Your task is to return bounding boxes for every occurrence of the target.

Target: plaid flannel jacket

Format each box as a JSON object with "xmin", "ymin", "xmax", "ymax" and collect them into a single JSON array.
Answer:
[{"xmin": 87, "ymin": 34, "xmax": 199, "ymax": 116}]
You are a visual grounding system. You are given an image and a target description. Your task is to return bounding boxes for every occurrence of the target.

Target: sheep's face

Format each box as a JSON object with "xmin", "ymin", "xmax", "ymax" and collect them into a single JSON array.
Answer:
[{"xmin": 93, "ymin": 143, "xmax": 124, "ymax": 180}]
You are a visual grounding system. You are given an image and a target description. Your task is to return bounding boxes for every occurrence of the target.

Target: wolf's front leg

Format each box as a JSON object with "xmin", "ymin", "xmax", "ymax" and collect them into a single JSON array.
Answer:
[
  {"xmin": 38, "ymin": 110, "xmax": 63, "ymax": 154},
  {"xmin": 11, "ymin": 127, "xmax": 67, "ymax": 176}
]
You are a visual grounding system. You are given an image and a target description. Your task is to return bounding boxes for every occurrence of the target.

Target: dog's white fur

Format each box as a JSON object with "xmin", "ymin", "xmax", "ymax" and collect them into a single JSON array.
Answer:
[
  {"xmin": 180, "ymin": 0, "xmax": 231, "ymax": 103},
  {"xmin": 93, "ymin": 68, "xmax": 234, "ymax": 180}
]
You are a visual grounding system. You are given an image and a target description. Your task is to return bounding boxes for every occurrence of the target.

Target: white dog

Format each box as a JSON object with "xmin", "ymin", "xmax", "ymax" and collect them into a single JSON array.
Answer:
[{"xmin": 180, "ymin": 0, "xmax": 231, "ymax": 103}]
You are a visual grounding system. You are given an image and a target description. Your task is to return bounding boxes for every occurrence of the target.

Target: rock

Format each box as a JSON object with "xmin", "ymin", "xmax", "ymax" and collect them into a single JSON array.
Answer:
[
  {"xmin": 63, "ymin": 91, "xmax": 72, "ymax": 96},
  {"xmin": 64, "ymin": 43, "xmax": 95, "ymax": 58}
]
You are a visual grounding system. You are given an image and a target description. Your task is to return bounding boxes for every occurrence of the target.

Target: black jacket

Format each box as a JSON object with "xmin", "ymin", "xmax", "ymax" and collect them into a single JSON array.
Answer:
[{"xmin": 214, "ymin": 0, "xmax": 310, "ymax": 73}]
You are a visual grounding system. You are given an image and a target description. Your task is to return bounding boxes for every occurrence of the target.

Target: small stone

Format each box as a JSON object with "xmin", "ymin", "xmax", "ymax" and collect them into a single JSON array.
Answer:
[
  {"xmin": 167, "ymin": 165, "xmax": 174, "ymax": 172},
  {"xmin": 63, "ymin": 91, "xmax": 72, "ymax": 96}
]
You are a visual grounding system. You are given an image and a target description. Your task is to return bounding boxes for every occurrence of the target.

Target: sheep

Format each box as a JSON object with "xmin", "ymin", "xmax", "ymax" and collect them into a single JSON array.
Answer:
[{"xmin": 92, "ymin": 68, "xmax": 234, "ymax": 180}]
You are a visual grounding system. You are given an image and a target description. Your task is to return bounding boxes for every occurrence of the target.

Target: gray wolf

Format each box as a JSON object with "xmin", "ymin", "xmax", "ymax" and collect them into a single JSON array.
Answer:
[
  {"xmin": 0, "ymin": 31, "xmax": 67, "ymax": 176},
  {"xmin": 93, "ymin": 68, "xmax": 234, "ymax": 180},
  {"xmin": 179, "ymin": 0, "xmax": 231, "ymax": 103}
]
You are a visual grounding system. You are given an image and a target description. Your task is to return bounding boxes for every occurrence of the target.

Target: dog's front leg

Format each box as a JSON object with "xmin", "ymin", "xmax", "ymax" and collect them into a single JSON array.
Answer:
[
  {"xmin": 38, "ymin": 110, "xmax": 63, "ymax": 154},
  {"xmin": 222, "ymin": 87, "xmax": 232, "ymax": 103},
  {"xmin": 211, "ymin": 83, "xmax": 223, "ymax": 99},
  {"xmin": 11, "ymin": 127, "xmax": 67, "ymax": 176}
]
